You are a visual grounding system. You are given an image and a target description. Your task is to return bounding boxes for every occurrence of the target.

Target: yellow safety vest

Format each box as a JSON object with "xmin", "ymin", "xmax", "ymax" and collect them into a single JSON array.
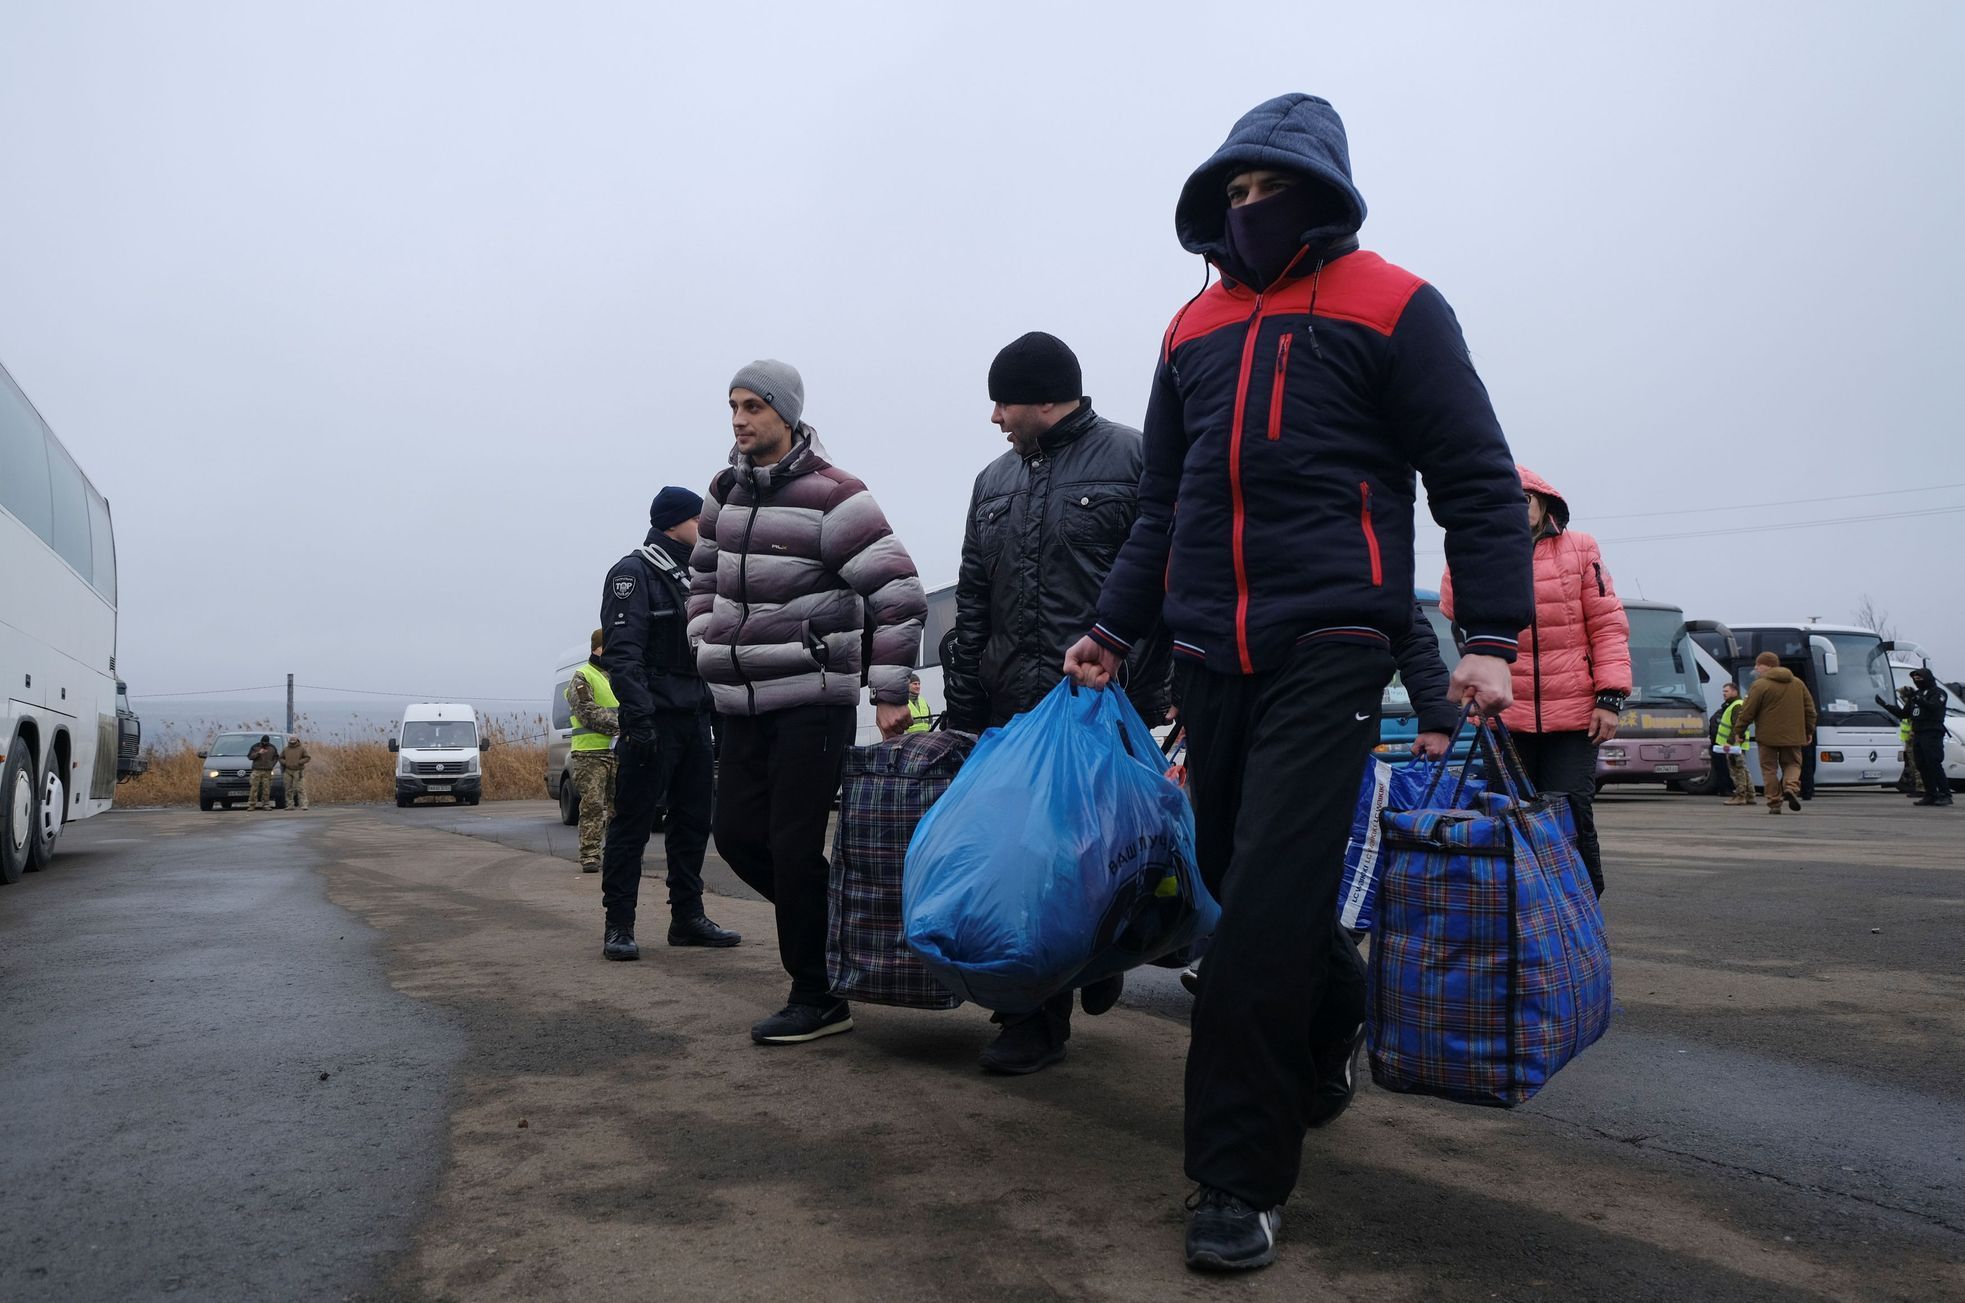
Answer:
[
  {"xmin": 568, "ymin": 662, "xmax": 620, "ymax": 752},
  {"xmin": 906, "ymin": 696, "xmax": 932, "ymax": 734}
]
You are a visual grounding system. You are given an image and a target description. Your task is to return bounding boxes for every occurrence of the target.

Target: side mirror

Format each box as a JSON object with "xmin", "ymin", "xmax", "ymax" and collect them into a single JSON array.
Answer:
[
  {"xmin": 196, "ymin": 750, "xmax": 207, "ymax": 759},
  {"xmin": 479, "ymin": 738, "xmax": 490, "ymax": 752},
  {"xmin": 388, "ymin": 739, "xmax": 400, "ymax": 753},
  {"xmin": 1809, "ymin": 634, "xmax": 1839, "ymax": 677}
]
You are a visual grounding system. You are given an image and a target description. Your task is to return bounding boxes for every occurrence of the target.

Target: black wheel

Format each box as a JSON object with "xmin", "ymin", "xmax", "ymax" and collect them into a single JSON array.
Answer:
[
  {"xmin": 396, "ymin": 795, "xmax": 413, "ymax": 809},
  {"xmin": 464, "ymin": 794, "xmax": 481, "ymax": 807},
  {"xmin": 199, "ymin": 796, "xmax": 215, "ymax": 811},
  {"xmin": 27, "ymin": 757, "xmax": 63, "ymax": 871},
  {"xmin": 558, "ymin": 775, "xmax": 579, "ymax": 826},
  {"xmin": 1677, "ymin": 768, "xmax": 1717, "ymax": 797},
  {"xmin": 1, "ymin": 735, "xmax": 33, "ymax": 884}
]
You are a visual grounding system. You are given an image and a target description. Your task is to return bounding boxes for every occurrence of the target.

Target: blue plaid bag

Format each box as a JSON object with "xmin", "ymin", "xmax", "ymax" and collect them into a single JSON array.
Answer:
[
  {"xmin": 1339, "ymin": 757, "xmax": 1486, "ymax": 933},
  {"xmin": 1367, "ymin": 710, "xmax": 1612, "ymax": 1107}
]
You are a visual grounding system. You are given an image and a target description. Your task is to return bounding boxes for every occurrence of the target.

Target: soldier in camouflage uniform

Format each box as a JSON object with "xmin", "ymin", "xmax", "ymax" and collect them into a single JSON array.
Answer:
[{"xmin": 566, "ymin": 628, "xmax": 620, "ymax": 872}]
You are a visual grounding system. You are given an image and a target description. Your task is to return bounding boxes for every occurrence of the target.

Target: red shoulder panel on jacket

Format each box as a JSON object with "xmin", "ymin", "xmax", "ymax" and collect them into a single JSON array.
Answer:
[{"xmin": 1165, "ymin": 251, "xmax": 1428, "ymax": 356}]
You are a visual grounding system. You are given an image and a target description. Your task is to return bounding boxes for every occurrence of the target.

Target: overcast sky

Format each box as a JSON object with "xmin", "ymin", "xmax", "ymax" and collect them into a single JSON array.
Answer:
[{"xmin": 4, "ymin": 1, "xmax": 1961, "ymax": 707}]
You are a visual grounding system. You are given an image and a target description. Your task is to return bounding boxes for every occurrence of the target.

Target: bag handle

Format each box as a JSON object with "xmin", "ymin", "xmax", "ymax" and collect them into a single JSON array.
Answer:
[{"xmin": 1418, "ymin": 702, "xmax": 1535, "ymax": 808}]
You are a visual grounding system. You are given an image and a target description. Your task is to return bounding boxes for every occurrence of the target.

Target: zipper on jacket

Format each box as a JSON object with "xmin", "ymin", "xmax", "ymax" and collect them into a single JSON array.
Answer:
[
  {"xmin": 1358, "ymin": 481, "xmax": 1383, "ymax": 586},
  {"xmin": 1226, "ymin": 248, "xmax": 1310, "ymax": 674},
  {"xmin": 731, "ymin": 487, "xmax": 764, "ymax": 714},
  {"xmin": 1265, "ymin": 332, "xmax": 1292, "ymax": 441},
  {"xmin": 1592, "ymin": 561, "xmax": 1605, "ymax": 597}
]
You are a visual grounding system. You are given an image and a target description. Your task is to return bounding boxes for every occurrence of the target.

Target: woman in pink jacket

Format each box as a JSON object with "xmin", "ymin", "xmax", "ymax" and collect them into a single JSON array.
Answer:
[{"xmin": 1443, "ymin": 467, "xmax": 1630, "ymax": 896}]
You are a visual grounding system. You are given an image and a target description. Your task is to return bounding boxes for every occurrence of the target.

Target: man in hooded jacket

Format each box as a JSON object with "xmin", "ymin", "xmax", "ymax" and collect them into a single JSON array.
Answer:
[
  {"xmin": 1735, "ymin": 651, "xmax": 1818, "ymax": 813},
  {"xmin": 1064, "ymin": 94, "xmax": 1531, "ymax": 1273}
]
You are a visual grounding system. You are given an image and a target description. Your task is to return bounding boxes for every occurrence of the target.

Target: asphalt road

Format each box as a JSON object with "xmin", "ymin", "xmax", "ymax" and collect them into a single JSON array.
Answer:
[{"xmin": 2, "ymin": 789, "xmax": 1960, "ymax": 1300}]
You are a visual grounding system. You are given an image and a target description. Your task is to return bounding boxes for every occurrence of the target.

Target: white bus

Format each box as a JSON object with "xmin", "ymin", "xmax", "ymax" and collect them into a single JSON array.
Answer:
[
  {"xmin": 1688, "ymin": 621, "xmax": 1902, "ymax": 792},
  {"xmin": 0, "ymin": 359, "xmax": 120, "ymax": 883}
]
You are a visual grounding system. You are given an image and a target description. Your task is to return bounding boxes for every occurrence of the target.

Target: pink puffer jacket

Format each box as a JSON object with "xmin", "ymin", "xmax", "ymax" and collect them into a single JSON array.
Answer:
[{"xmin": 1441, "ymin": 467, "xmax": 1631, "ymax": 735}]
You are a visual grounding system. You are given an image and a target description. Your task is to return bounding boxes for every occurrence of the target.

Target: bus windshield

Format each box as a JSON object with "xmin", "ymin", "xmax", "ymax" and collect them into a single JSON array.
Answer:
[
  {"xmin": 1815, "ymin": 633, "xmax": 1894, "ymax": 726},
  {"xmin": 403, "ymin": 720, "xmax": 478, "ymax": 750},
  {"xmin": 1625, "ymin": 608, "xmax": 1704, "ymax": 709}
]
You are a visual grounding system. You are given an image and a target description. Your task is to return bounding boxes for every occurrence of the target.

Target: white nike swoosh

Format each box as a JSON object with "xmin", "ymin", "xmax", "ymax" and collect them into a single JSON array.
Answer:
[{"xmin": 1354, "ymin": 712, "xmax": 1372, "ymax": 721}]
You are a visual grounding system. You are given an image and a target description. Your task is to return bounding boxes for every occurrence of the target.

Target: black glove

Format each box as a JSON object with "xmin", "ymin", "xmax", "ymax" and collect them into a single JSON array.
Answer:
[{"xmin": 619, "ymin": 729, "xmax": 659, "ymax": 764}]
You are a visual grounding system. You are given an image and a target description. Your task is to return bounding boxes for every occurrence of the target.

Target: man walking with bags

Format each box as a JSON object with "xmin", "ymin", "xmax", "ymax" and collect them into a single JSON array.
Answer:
[
  {"xmin": 690, "ymin": 361, "xmax": 926, "ymax": 1045},
  {"xmin": 1065, "ymin": 94, "xmax": 1531, "ymax": 1272},
  {"xmin": 1735, "ymin": 651, "xmax": 1817, "ymax": 814},
  {"xmin": 596, "ymin": 488, "xmax": 741, "ymax": 960},
  {"xmin": 944, "ymin": 330, "xmax": 1172, "ymax": 1075}
]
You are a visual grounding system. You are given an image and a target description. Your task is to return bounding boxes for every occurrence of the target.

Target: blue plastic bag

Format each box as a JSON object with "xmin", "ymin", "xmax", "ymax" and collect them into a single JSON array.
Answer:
[
  {"xmin": 903, "ymin": 681, "xmax": 1217, "ymax": 1013},
  {"xmin": 1367, "ymin": 710, "xmax": 1612, "ymax": 1107},
  {"xmin": 1338, "ymin": 757, "xmax": 1485, "ymax": 933}
]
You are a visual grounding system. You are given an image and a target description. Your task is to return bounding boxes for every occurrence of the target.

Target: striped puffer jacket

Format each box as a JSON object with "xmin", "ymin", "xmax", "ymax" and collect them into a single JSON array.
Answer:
[{"xmin": 687, "ymin": 431, "xmax": 926, "ymax": 716}]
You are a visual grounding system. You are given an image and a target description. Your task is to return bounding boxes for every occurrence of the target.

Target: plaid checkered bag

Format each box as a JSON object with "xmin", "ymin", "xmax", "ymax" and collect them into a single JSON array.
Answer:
[
  {"xmin": 826, "ymin": 729, "xmax": 972, "ymax": 1010},
  {"xmin": 1367, "ymin": 709, "xmax": 1612, "ymax": 1107}
]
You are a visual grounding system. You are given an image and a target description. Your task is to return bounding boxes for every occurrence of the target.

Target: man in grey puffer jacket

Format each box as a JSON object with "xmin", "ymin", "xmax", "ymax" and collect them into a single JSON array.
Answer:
[{"xmin": 689, "ymin": 359, "xmax": 927, "ymax": 1047}]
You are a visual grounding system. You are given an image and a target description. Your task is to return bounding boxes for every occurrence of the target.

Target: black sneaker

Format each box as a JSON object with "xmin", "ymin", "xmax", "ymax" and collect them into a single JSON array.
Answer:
[
  {"xmin": 1079, "ymin": 973, "xmax": 1124, "ymax": 1016},
  {"xmin": 1786, "ymin": 791, "xmax": 1802, "ymax": 812},
  {"xmin": 1306, "ymin": 1022, "xmax": 1368, "ymax": 1129},
  {"xmin": 668, "ymin": 915, "xmax": 741, "ymax": 948},
  {"xmin": 580, "ymin": 861, "xmax": 599, "ymax": 874},
  {"xmin": 602, "ymin": 928, "xmax": 639, "ymax": 961},
  {"xmin": 979, "ymin": 1013, "xmax": 1068, "ymax": 1075},
  {"xmin": 751, "ymin": 1002, "xmax": 853, "ymax": 1045},
  {"xmin": 1184, "ymin": 1186, "xmax": 1281, "ymax": 1272}
]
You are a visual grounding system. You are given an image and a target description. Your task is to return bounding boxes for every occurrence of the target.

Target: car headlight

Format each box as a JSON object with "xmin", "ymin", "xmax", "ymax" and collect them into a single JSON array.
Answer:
[
  {"xmin": 1599, "ymin": 747, "xmax": 1626, "ymax": 761},
  {"xmin": 206, "ymin": 769, "xmax": 220, "ymax": 779}
]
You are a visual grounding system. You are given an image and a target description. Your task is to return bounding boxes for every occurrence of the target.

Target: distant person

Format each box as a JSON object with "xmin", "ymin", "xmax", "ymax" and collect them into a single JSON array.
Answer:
[
  {"xmin": 280, "ymin": 734, "xmax": 312, "ymax": 810},
  {"xmin": 1735, "ymin": 652, "xmax": 1817, "ymax": 813},
  {"xmin": 1706, "ymin": 686, "xmax": 1736, "ymax": 799},
  {"xmin": 246, "ymin": 735, "xmax": 279, "ymax": 811},
  {"xmin": 943, "ymin": 330, "xmax": 1170, "ymax": 1075},
  {"xmin": 904, "ymin": 674, "xmax": 932, "ymax": 734},
  {"xmin": 596, "ymin": 488, "xmax": 740, "ymax": 960},
  {"xmin": 1712, "ymin": 681, "xmax": 1756, "ymax": 806},
  {"xmin": 1443, "ymin": 467, "xmax": 1630, "ymax": 896},
  {"xmin": 564, "ymin": 628, "xmax": 620, "ymax": 874},
  {"xmin": 1879, "ymin": 669, "xmax": 1953, "ymax": 808},
  {"xmin": 689, "ymin": 360, "xmax": 926, "ymax": 1045},
  {"xmin": 1886, "ymin": 686, "xmax": 1923, "ymax": 797}
]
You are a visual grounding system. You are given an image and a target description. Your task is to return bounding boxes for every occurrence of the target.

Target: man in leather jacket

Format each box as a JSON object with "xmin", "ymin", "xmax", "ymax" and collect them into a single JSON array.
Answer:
[
  {"xmin": 944, "ymin": 331, "xmax": 1172, "ymax": 1075},
  {"xmin": 596, "ymin": 486, "xmax": 742, "ymax": 960}
]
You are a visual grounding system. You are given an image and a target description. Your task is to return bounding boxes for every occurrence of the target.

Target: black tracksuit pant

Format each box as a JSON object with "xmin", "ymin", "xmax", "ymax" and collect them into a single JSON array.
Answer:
[
  {"xmin": 1176, "ymin": 639, "xmax": 1392, "ymax": 1210},
  {"xmin": 1505, "ymin": 731, "xmax": 1604, "ymax": 896},
  {"xmin": 713, "ymin": 704, "xmax": 857, "ymax": 1006},
  {"xmin": 1913, "ymin": 731, "xmax": 1952, "ymax": 802},
  {"xmin": 600, "ymin": 709, "xmax": 713, "ymax": 932}
]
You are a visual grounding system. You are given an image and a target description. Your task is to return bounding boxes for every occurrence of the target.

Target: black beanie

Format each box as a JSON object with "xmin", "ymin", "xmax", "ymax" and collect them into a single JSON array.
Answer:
[
  {"xmin": 649, "ymin": 485, "xmax": 704, "ymax": 531},
  {"xmin": 988, "ymin": 332, "xmax": 1082, "ymax": 404}
]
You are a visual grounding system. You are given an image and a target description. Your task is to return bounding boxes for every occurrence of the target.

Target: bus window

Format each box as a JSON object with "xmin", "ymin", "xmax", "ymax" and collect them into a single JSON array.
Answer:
[
  {"xmin": 0, "ymin": 376, "xmax": 54, "ymax": 540},
  {"xmin": 88, "ymin": 488, "xmax": 117, "ymax": 602},
  {"xmin": 1815, "ymin": 633, "xmax": 1894, "ymax": 725},
  {"xmin": 47, "ymin": 439, "xmax": 94, "ymax": 579}
]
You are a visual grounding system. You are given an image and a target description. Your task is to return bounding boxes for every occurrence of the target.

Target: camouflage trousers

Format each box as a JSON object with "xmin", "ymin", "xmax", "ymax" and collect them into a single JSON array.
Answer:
[
  {"xmin": 248, "ymin": 771, "xmax": 274, "ymax": 809},
  {"xmin": 1726, "ymin": 752, "xmax": 1756, "ymax": 799},
  {"xmin": 573, "ymin": 751, "xmax": 617, "ymax": 867},
  {"xmin": 285, "ymin": 769, "xmax": 308, "ymax": 809}
]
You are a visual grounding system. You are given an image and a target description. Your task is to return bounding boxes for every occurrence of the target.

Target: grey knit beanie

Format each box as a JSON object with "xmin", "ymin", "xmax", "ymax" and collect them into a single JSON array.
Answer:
[{"xmin": 729, "ymin": 359, "xmax": 804, "ymax": 430}]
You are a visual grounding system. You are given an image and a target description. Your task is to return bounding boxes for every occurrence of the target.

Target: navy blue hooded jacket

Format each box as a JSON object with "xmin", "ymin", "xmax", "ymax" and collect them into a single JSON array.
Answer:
[{"xmin": 1091, "ymin": 94, "xmax": 1532, "ymax": 673}]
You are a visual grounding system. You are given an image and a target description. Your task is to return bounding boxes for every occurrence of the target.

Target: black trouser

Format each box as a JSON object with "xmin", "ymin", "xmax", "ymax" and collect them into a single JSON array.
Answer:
[
  {"xmin": 1176, "ymin": 639, "xmax": 1392, "ymax": 1210},
  {"xmin": 1913, "ymin": 732, "xmax": 1952, "ymax": 801},
  {"xmin": 713, "ymin": 704, "xmax": 857, "ymax": 1006},
  {"xmin": 992, "ymin": 990, "xmax": 1076, "ymax": 1040},
  {"xmin": 1506, "ymin": 730, "xmax": 1603, "ymax": 896},
  {"xmin": 600, "ymin": 709, "xmax": 714, "ymax": 932}
]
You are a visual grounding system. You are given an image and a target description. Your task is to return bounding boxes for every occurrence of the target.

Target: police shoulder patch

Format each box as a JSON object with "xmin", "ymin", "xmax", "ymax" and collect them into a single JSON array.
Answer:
[{"xmin": 611, "ymin": 575, "xmax": 636, "ymax": 600}]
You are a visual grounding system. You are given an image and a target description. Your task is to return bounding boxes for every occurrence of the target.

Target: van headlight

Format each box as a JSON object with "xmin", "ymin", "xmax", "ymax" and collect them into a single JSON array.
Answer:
[{"xmin": 206, "ymin": 769, "xmax": 221, "ymax": 779}]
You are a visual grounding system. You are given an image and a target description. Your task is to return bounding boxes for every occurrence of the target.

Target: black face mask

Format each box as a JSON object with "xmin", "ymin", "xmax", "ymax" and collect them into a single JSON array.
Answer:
[{"xmin": 1220, "ymin": 184, "xmax": 1328, "ymax": 290}]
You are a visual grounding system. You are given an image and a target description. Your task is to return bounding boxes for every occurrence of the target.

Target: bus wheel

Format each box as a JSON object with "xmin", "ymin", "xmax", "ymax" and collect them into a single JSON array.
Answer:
[
  {"xmin": 27, "ymin": 764, "xmax": 64, "ymax": 871},
  {"xmin": 1, "ymin": 736, "xmax": 33, "ymax": 884}
]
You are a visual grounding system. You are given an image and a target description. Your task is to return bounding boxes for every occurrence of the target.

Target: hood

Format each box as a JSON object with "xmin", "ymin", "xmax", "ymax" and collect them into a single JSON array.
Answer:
[
  {"xmin": 1517, "ymin": 465, "xmax": 1571, "ymax": 532},
  {"xmin": 726, "ymin": 424, "xmax": 830, "ymax": 491},
  {"xmin": 1175, "ymin": 94, "xmax": 1367, "ymax": 262},
  {"xmin": 1761, "ymin": 667, "xmax": 1796, "ymax": 685}
]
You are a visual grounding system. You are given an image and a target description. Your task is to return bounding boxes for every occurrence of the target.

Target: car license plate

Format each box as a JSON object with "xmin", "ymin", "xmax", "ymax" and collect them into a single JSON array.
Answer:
[
  {"xmin": 428, "ymin": 783, "xmax": 452, "ymax": 792},
  {"xmin": 1654, "ymin": 764, "xmax": 1678, "ymax": 774},
  {"xmin": 1861, "ymin": 770, "xmax": 1884, "ymax": 781}
]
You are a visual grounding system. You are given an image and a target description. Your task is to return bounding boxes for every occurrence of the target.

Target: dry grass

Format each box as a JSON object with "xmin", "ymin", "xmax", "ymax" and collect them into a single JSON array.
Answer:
[{"xmin": 117, "ymin": 721, "xmax": 550, "ymax": 808}]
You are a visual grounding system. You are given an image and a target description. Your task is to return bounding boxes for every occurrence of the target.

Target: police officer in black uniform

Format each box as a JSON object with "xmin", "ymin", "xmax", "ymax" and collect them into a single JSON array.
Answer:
[
  {"xmin": 1881, "ymin": 667, "xmax": 1955, "ymax": 808},
  {"xmin": 595, "ymin": 486, "xmax": 741, "ymax": 960}
]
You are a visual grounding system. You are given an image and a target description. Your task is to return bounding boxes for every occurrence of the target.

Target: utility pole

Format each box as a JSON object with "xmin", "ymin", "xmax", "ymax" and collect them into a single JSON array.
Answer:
[{"xmin": 286, "ymin": 674, "xmax": 295, "ymax": 734}]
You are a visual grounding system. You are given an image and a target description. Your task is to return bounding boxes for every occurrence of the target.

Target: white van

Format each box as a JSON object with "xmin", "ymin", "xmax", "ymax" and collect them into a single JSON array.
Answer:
[{"xmin": 390, "ymin": 702, "xmax": 486, "ymax": 807}]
